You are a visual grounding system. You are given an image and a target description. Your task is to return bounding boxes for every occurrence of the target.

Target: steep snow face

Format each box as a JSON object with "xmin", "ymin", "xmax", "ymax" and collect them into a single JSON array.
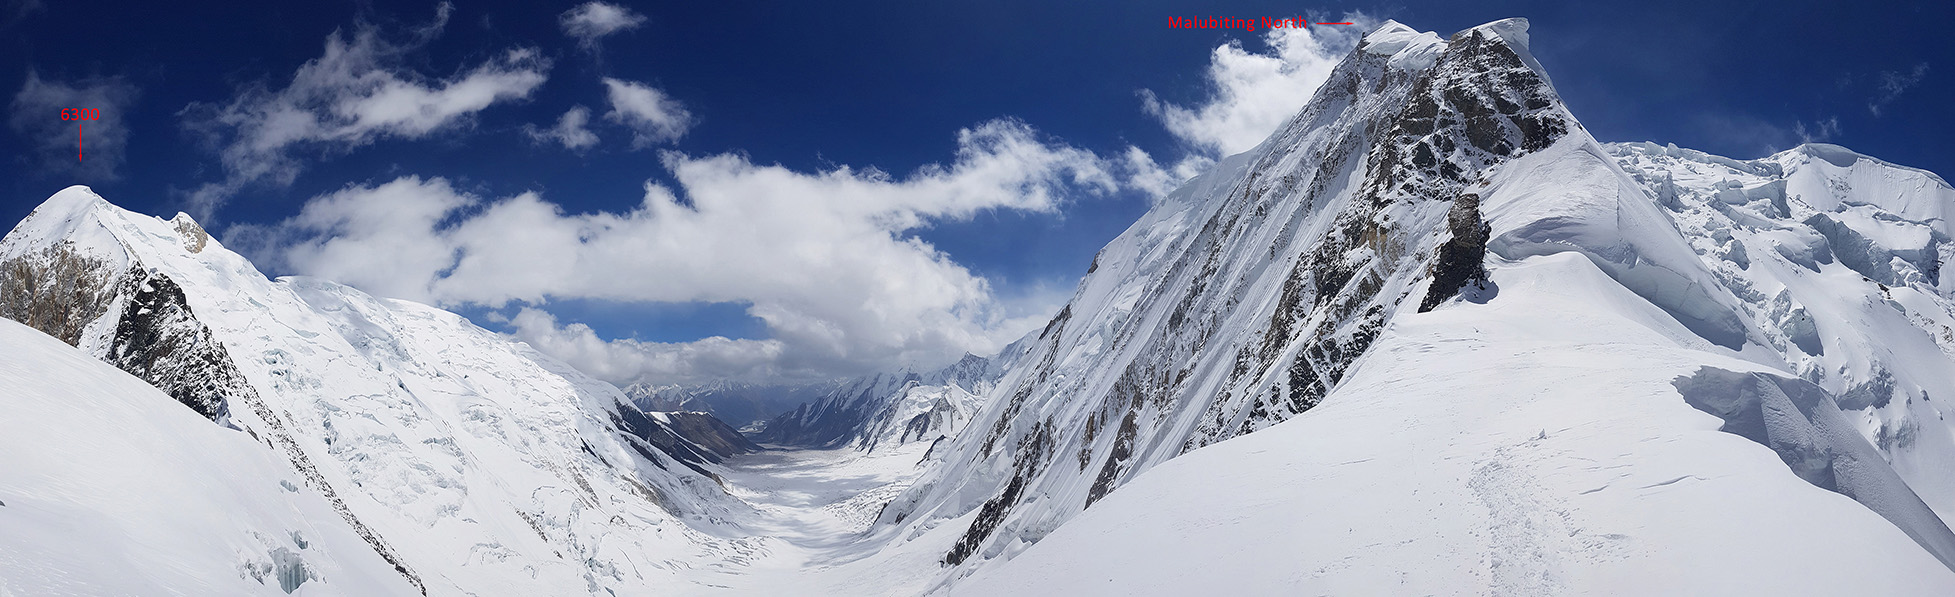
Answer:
[
  {"xmin": 1608, "ymin": 141, "xmax": 1955, "ymax": 524},
  {"xmin": 869, "ymin": 17, "xmax": 1633, "ymax": 578},
  {"xmin": 950, "ymin": 254, "xmax": 1955, "ymax": 595},
  {"xmin": 0, "ymin": 187, "xmax": 759, "ymax": 596},
  {"xmin": 867, "ymin": 17, "xmax": 1955, "ymax": 587},
  {"xmin": 0, "ymin": 316, "xmax": 415, "ymax": 596}
]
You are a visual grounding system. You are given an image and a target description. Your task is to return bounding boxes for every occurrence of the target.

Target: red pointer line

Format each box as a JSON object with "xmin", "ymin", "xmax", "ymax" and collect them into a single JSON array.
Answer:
[
  {"xmin": 1317, "ymin": 22, "xmax": 1354, "ymax": 25},
  {"xmin": 78, "ymin": 122, "xmax": 82, "ymax": 162}
]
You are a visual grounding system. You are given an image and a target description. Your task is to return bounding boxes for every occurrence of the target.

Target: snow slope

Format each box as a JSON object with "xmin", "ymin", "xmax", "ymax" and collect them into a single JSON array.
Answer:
[
  {"xmin": 857, "ymin": 17, "xmax": 1955, "ymax": 590},
  {"xmin": 1608, "ymin": 141, "xmax": 1955, "ymax": 524},
  {"xmin": 0, "ymin": 188, "xmax": 763, "ymax": 596},
  {"xmin": 953, "ymin": 253, "xmax": 1955, "ymax": 595},
  {"xmin": 872, "ymin": 18, "xmax": 1605, "ymax": 580},
  {"xmin": 6, "ymin": 14, "xmax": 1955, "ymax": 595},
  {"xmin": 0, "ymin": 316, "xmax": 414, "ymax": 596}
]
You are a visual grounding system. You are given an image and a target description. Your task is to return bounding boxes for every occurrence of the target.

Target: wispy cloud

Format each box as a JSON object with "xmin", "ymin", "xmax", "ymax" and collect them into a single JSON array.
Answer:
[
  {"xmin": 178, "ymin": 3, "xmax": 548, "ymax": 219},
  {"xmin": 8, "ymin": 72, "xmax": 139, "ymax": 182},
  {"xmin": 1793, "ymin": 117, "xmax": 1840, "ymax": 144},
  {"xmin": 1869, "ymin": 63, "xmax": 1928, "ymax": 116},
  {"xmin": 603, "ymin": 78, "xmax": 692, "ymax": 148},
  {"xmin": 524, "ymin": 105, "xmax": 600, "ymax": 150},
  {"xmin": 227, "ymin": 119, "xmax": 1145, "ymax": 384},
  {"xmin": 559, "ymin": 2, "xmax": 645, "ymax": 51}
]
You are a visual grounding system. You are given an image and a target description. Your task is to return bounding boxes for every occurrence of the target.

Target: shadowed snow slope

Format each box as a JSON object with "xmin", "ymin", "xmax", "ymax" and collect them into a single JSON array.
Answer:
[{"xmin": 0, "ymin": 316, "xmax": 414, "ymax": 596}]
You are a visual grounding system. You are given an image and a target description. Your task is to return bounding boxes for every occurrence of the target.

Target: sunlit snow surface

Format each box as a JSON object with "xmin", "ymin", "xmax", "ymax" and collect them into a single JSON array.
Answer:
[
  {"xmin": 0, "ymin": 317, "xmax": 414, "ymax": 595},
  {"xmin": 5, "ymin": 15, "xmax": 1955, "ymax": 596},
  {"xmin": 954, "ymin": 253, "xmax": 1955, "ymax": 595}
]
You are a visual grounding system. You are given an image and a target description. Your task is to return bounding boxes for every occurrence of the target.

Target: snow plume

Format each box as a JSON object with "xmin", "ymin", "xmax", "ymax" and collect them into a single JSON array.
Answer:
[
  {"xmin": 604, "ymin": 78, "xmax": 692, "ymax": 147},
  {"xmin": 1795, "ymin": 117, "xmax": 1841, "ymax": 143},
  {"xmin": 231, "ymin": 119, "xmax": 1124, "ymax": 384},
  {"xmin": 179, "ymin": 3, "xmax": 548, "ymax": 218},
  {"xmin": 1870, "ymin": 63, "xmax": 1929, "ymax": 116},
  {"xmin": 559, "ymin": 2, "xmax": 646, "ymax": 50},
  {"xmin": 1142, "ymin": 13, "xmax": 1374, "ymax": 157},
  {"xmin": 7, "ymin": 72, "xmax": 138, "ymax": 182},
  {"xmin": 525, "ymin": 105, "xmax": 600, "ymax": 150}
]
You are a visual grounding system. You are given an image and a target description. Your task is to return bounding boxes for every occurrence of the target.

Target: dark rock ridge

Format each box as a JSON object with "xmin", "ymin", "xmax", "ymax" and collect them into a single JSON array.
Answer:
[{"xmin": 1, "ymin": 242, "xmax": 233, "ymax": 421}]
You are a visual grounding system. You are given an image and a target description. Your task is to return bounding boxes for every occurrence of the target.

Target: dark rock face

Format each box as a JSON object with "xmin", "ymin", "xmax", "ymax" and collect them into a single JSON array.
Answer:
[
  {"xmin": 612, "ymin": 405, "xmax": 724, "ymax": 481},
  {"xmin": 106, "ymin": 271, "xmax": 233, "ymax": 421},
  {"xmin": 943, "ymin": 474, "xmax": 1024, "ymax": 566},
  {"xmin": 657, "ymin": 411, "xmax": 762, "ymax": 461},
  {"xmin": 1420, "ymin": 193, "xmax": 1492, "ymax": 312},
  {"xmin": 0, "ymin": 243, "xmax": 236, "ymax": 422},
  {"xmin": 0, "ymin": 243, "xmax": 120, "ymax": 345}
]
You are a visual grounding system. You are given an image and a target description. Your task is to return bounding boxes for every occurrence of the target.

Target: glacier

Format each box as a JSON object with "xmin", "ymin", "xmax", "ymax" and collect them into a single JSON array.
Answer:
[{"xmin": 3, "ymin": 16, "xmax": 1955, "ymax": 597}]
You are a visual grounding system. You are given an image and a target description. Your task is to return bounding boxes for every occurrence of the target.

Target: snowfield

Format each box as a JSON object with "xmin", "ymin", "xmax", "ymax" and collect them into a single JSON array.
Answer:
[
  {"xmin": 953, "ymin": 253, "xmax": 1955, "ymax": 595},
  {"xmin": 0, "ymin": 316, "xmax": 414, "ymax": 595}
]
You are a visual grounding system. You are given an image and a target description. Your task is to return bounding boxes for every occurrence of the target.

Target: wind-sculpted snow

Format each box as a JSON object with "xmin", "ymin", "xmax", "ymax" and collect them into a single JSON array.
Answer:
[
  {"xmin": 0, "ymin": 186, "xmax": 768, "ymax": 595},
  {"xmin": 1608, "ymin": 140, "xmax": 1955, "ymax": 526},
  {"xmin": 1674, "ymin": 367, "xmax": 1955, "ymax": 570}
]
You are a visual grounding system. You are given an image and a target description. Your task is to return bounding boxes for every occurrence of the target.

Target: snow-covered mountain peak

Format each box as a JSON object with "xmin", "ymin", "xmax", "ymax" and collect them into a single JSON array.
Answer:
[
  {"xmin": 1773, "ymin": 143, "xmax": 1954, "ymax": 236},
  {"xmin": 1, "ymin": 189, "xmax": 774, "ymax": 595},
  {"xmin": 2, "ymin": 185, "xmax": 119, "ymax": 260},
  {"xmin": 1356, "ymin": 20, "xmax": 1441, "ymax": 63}
]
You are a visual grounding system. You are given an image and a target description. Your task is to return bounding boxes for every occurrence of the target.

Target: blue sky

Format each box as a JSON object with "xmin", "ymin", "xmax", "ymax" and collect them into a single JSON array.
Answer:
[{"xmin": 3, "ymin": 0, "xmax": 1950, "ymax": 384}]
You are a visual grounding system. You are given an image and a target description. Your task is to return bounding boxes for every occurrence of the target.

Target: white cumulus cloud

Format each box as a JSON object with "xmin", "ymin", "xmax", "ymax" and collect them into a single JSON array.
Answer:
[
  {"xmin": 231, "ymin": 119, "xmax": 1129, "ymax": 384},
  {"xmin": 603, "ymin": 78, "xmax": 692, "ymax": 148},
  {"xmin": 559, "ymin": 2, "xmax": 646, "ymax": 50},
  {"xmin": 525, "ymin": 105, "xmax": 600, "ymax": 150},
  {"xmin": 507, "ymin": 308, "xmax": 787, "ymax": 384},
  {"xmin": 1141, "ymin": 16, "xmax": 1372, "ymax": 157},
  {"xmin": 179, "ymin": 5, "xmax": 549, "ymax": 218}
]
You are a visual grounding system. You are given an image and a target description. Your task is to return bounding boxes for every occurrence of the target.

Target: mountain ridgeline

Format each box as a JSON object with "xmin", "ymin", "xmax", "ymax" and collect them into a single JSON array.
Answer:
[
  {"xmin": 5, "ymin": 16, "xmax": 1955, "ymax": 595},
  {"xmin": 863, "ymin": 18, "xmax": 1589, "ymax": 570},
  {"xmin": 0, "ymin": 189, "xmax": 770, "ymax": 595},
  {"xmin": 854, "ymin": 18, "xmax": 1955, "ymax": 585}
]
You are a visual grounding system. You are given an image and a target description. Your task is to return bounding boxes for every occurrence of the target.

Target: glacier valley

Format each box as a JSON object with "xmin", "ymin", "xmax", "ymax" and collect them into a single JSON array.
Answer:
[{"xmin": 4, "ymin": 18, "xmax": 1955, "ymax": 596}]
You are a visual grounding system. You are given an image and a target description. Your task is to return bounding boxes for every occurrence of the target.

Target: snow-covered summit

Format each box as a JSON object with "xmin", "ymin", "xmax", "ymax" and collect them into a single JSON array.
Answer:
[{"xmin": 845, "ymin": 17, "xmax": 1955, "ymax": 592}]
